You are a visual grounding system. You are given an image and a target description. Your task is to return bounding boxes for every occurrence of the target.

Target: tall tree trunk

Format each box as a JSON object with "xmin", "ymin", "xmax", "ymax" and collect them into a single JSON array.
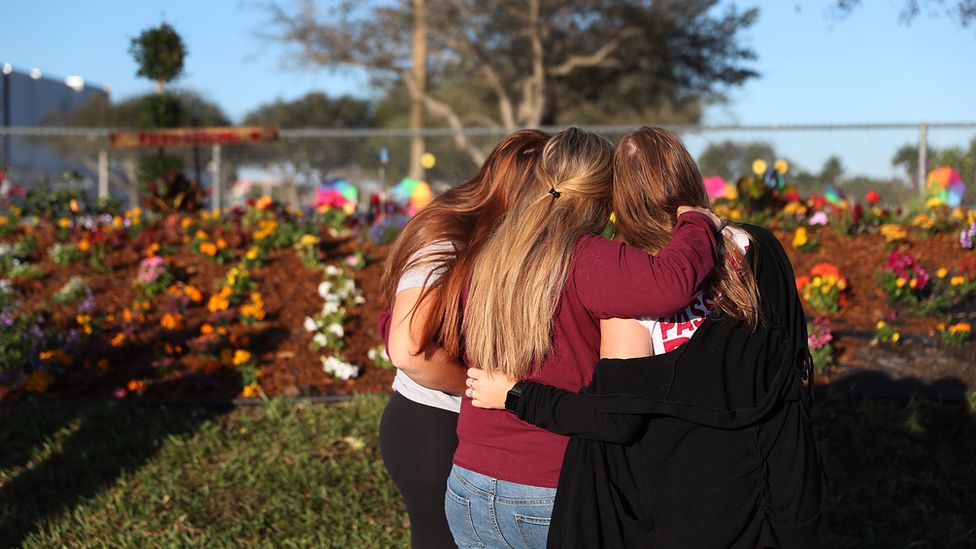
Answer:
[
  {"xmin": 408, "ymin": 0, "xmax": 427, "ymax": 180},
  {"xmin": 156, "ymin": 80, "xmax": 164, "ymax": 95}
]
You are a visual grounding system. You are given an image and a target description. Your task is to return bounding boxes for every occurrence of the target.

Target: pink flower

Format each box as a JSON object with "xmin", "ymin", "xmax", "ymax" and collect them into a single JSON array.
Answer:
[{"xmin": 808, "ymin": 212, "xmax": 828, "ymax": 226}]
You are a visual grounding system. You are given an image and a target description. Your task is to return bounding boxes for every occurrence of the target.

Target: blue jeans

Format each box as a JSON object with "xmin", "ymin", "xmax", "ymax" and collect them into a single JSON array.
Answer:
[{"xmin": 444, "ymin": 464, "xmax": 556, "ymax": 549}]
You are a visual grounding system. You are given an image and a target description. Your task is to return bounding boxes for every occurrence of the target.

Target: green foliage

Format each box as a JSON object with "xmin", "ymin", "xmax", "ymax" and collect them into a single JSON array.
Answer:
[
  {"xmin": 128, "ymin": 22, "xmax": 187, "ymax": 85},
  {"xmin": 47, "ymin": 243, "xmax": 83, "ymax": 266},
  {"xmin": 139, "ymin": 93, "xmax": 185, "ymax": 129},
  {"xmin": 0, "ymin": 312, "xmax": 37, "ymax": 377}
]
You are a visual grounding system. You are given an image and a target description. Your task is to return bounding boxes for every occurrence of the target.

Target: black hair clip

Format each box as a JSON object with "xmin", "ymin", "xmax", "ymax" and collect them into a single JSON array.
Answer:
[{"xmin": 548, "ymin": 187, "xmax": 561, "ymax": 199}]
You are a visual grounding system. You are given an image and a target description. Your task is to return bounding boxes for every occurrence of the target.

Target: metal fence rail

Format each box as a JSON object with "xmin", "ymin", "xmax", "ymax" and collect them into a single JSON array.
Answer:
[{"xmin": 1, "ymin": 122, "xmax": 974, "ymax": 209}]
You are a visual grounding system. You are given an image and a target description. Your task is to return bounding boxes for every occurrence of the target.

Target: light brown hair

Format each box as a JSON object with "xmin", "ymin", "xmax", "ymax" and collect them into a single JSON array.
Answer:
[
  {"xmin": 613, "ymin": 127, "xmax": 761, "ymax": 327},
  {"xmin": 464, "ymin": 127, "xmax": 614, "ymax": 378},
  {"xmin": 381, "ymin": 129, "xmax": 551, "ymax": 359}
]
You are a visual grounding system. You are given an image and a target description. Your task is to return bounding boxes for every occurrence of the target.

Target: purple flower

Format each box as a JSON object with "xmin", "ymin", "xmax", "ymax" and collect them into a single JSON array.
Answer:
[
  {"xmin": 960, "ymin": 222, "xmax": 976, "ymax": 249},
  {"xmin": 808, "ymin": 211, "xmax": 829, "ymax": 226}
]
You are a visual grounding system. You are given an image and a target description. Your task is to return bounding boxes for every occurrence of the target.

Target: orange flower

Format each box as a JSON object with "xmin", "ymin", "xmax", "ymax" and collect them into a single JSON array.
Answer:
[
  {"xmin": 810, "ymin": 263, "xmax": 841, "ymax": 279},
  {"xmin": 200, "ymin": 323, "xmax": 215, "ymax": 335},
  {"xmin": 26, "ymin": 371, "xmax": 55, "ymax": 393},
  {"xmin": 184, "ymin": 285, "xmax": 202, "ymax": 302},
  {"xmin": 160, "ymin": 313, "xmax": 182, "ymax": 330},
  {"xmin": 78, "ymin": 238, "xmax": 90, "ymax": 252},
  {"xmin": 127, "ymin": 379, "xmax": 146, "ymax": 393},
  {"xmin": 242, "ymin": 383, "xmax": 261, "ymax": 398},
  {"xmin": 111, "ymin": 332, "xmax": 126, "ymax": 347},
  {"xmin": 232, "ymin": 349, "xmax": 252, "ymax": 366},
  {"xmin": 795, "ymin": 276, "xmax": 810, "ymax": 291},
  {"xmin": 146, "ymin": 242, "xmax": 160, "ymax": 257},
  {"xmin": 207, "ymin": 294, "xmax": 229, "ymax": 312},
  {"xmin": 198, "ymin": 242, "xmax": 217, "ymax": 256},
  {"xmin": 216, "ymin": 238, "xmax": 228, "ymax": 249}
]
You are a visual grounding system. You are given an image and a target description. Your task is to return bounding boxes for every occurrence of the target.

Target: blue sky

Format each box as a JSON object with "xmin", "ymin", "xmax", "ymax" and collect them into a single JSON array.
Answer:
[{"xmin": 3, "ymin": 0, "xmax": 974, "ymax": 177}]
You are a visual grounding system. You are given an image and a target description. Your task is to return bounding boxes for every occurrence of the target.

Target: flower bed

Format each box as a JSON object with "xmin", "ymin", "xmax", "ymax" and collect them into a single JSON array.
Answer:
[{"xmin": 1, "ymin": 169, "xmax": 975, "ymax": 401}]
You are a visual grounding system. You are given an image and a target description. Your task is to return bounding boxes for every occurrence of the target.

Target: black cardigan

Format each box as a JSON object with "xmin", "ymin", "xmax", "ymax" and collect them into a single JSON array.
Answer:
[{"xmin": 513, "ymin": 225, "xmax": 826, "ymax": 548}]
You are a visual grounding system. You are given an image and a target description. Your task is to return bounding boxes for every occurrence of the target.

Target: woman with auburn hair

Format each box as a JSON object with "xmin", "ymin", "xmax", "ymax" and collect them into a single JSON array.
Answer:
[
  {"xmin": 378, "ymin": 129, "xmax": 551, "ymax": 549},
  {"xmin": 467, "ymin": 127, "xmax": 825, "ymax": 548},
  {"xmin": 446, "ymin": 127, "xmax": 723, "ymax": 548}
]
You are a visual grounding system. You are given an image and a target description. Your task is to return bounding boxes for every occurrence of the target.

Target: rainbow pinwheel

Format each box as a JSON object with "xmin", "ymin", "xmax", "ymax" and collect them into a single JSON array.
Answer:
[{"xmin": 925, "ymin": 166, "xmax": 966, "ymax": 208}]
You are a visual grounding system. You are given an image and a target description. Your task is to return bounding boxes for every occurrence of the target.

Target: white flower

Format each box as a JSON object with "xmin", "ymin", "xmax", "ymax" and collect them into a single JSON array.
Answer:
[
  {"xmin": 353, "ymin": 295, "xmax": 365, "ymax": 305},
  {"xmin": 324, "ymin": 265, "xmax": 341, "ymax": 277},
  {"xmin": 317, "ymin": 281, "xmax": 333, "ymax": 298},
  {"xmin": 327, "ymin": 323, "xmax": 344, "ymax": 338},
  {"xmin": 312, "ymin": 333, "xmax": 329, "ymax": 347},
  {"xmin": 321, "ymin": 300, "xmax": 340, "ymax": 315},
  {"xmin": 303, "ymin": 316, "xmax": 318, "ymax": 332},
  {"xmin": 322, "ymin": 356, "xmax": 360, "ymax": 380},
  {"xmin": 367, "ymin": 348, "xmax": 376, "ymax": 361}
]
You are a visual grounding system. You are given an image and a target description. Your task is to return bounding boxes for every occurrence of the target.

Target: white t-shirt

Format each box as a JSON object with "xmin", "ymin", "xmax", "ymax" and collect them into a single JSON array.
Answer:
[
  {"xmin": 391, "ymin": 241, "xmax": 462, "ymax": 413},
  {"xmin": 637, "ymin": 226, "xmax": 751, "ymax": 354}
]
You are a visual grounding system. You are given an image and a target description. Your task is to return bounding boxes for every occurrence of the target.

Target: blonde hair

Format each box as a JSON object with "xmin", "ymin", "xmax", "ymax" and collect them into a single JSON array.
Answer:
[
  {"xmin": 464, "ymin": 127, "xmax": 614, "ymax": 378},
  {"xmin": 613, "ymin": 127, "xmax": 761, "ymax": 327}
]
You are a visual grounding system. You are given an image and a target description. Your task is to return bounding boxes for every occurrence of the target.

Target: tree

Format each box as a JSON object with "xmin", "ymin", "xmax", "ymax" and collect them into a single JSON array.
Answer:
[
  {"xmin": 264, "ymin": 0, "xmax": 758, "ymax": 162},
  {"xmin": 830, "ymin": 0, "xmax": 976, "ymax": 26},
  {"xmin": 893, "ymin": 138, "xmax": 976, "ymax": 192},
  {"xmin": 45, "ymin": 90, "xmax": 231, "ymax": 128},
  {"xmin": 129, "ymin": 22, "xmax": 188, "ymax": 95},
  {"xmin": 698, "ymin": 140, "xmax": 778, "ymax": 180}
]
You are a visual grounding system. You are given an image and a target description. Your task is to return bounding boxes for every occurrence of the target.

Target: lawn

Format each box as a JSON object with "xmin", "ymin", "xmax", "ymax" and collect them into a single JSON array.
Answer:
[{"xmin": 1, "ymin": 393, "xmax": 974, "ymax": 548}]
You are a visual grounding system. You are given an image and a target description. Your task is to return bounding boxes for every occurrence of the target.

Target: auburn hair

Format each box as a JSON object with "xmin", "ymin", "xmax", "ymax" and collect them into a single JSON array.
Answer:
[
  {"xmin": 381, "ymin": 129, "xmax": 551, "ymax": 360},
  {"xmin": 464, "ymin": 127, "xmax": 614, "ymax": 378},
  {"xmin": 612, "ymin": 127, "xmax": 761, "ymax": 327}
]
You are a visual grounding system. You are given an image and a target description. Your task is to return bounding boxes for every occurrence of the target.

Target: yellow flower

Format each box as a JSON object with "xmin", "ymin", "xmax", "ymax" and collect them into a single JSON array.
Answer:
[
  {"xmin": 58, "ymin": 217, "xmax": 72, "ymax": 229},
  {"xmin": 195, "ymin": 230, "xmax": 208, "ymax": 240},
  {"xmin": 876, "ymin": 321, "xmax": 886, "ymax": 330},
  {"xmin": 936, "ymin": 268, "xmax": 949, "ymax": 279},
  {"xmin": 245, "ymin": 247, "xmax": 260, "ymax": 261},
  {"xmin": 752, "ymin": 159, "xmax": 767, "ymax": 175},
  {"xmin": 792, "ymin": 227, "xmax": 808, "ymax": 249},
  {"xmin": 836, "ymin": 279, "xmax": 847, "ymax": 291},
  {"xmin": 242, "ymin": 383, "xmax": 260, "ymax": 398},
  {"xmin": 820, "ymin": 285, "xmax": 830, "ymax": 295},
  {"xmin": 812, "ymin": 277, "xmax": 823, "ymax": 287},
  {"xmin": 896, "ymin": 278, "xmax": 906, "ymax": 288},
  {"xmin": 892, "ymin": 332, "xmax": 900, "ymax": 343},
  {"xmin": 925, "ymin": 197, "xmax": 944, "ymax": 209},
  {"xmin": 950, "ymin": 276, "xmax": 966, "ymax": 287},
  {"xmin": 880, "ymin": 224, "xmax": 908, "ymax": 242},
  {"xmin": 299, "ymin": 234, "xmax": 320, "ymax": 247},
  {"xmin": 909, "ymin": 278, "xmax": 917, "ymax": 289},
  {"xmin": 181, "ymin": 217, "xmax": 193, "ymax": 230},
  {"xmin": 25, "ymin": 371, "xmax": 55, "ymax": 393},
  {"xmin": 232, "ymin": 349, "xmax": 252, "ymax": 366},
  {"xmin": 0, "ymin": 215, "xmax": 8, "ymax": 225},
  {"xmin": 69, "ymin": 199, "xmax": 80, "ymax": 213}
]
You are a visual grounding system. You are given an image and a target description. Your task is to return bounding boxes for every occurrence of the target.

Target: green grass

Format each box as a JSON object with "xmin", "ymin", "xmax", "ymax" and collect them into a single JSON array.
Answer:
[
  {"xmin": 1, "ymin": 394, "xmax": 974, "ymax": 548},
  {"xmin": 0, "ymin": 396, "xmax": 407, "ymax": 548}
]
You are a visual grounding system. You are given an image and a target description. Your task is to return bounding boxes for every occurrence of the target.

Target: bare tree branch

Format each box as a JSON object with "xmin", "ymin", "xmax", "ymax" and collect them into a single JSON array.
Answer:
[
  {"xmin": 402, "ymin": 70, "xmax": 487, "ymax": 163},
  {"xmin": 549, "ymin": 26, "xmax": 641, "ymax": 77}
]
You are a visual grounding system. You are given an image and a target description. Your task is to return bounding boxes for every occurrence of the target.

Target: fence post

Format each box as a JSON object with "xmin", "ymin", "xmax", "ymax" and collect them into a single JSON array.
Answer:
[
  {"xmin": 211, "ymin": 144, "xmax": 222, "ymax": 211},
  {"xmin": 917, "ymin": 123, "xmax": 928, "ymax": 195},
  {"xmin": 97, "ymin": 149, "xmax": 109, "ymax": 201}
]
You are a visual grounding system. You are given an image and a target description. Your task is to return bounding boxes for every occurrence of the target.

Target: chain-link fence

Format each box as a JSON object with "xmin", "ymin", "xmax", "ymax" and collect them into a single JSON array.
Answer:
[{"xmin": 1, "ymin": 123, "xmax": 975, "ymax": 209}]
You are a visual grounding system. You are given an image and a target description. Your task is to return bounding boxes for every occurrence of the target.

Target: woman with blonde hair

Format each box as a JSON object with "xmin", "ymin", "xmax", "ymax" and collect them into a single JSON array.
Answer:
[
  {"xmin": 446, "ymin": 127, "xmax": 723, "ymax": 548},
  {"xmin": 468, "ymin": 127, "xmax": 825, "ymax": 548},
  {"xmin": 378, "ymin": 129, "xmax": 551, "ymax": 549}
]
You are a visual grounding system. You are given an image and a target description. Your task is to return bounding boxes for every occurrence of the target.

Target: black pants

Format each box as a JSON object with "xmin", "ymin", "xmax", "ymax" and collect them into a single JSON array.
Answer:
[{"xmin": 380, "ymin": 391, "xmax": 459, "ymax": 549}]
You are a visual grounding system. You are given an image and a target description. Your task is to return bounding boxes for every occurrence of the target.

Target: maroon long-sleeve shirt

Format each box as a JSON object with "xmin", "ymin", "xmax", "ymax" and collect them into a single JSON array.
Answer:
[{"xmin": 453, "ymin": 212, "xmax": 720, "ymax": 488}]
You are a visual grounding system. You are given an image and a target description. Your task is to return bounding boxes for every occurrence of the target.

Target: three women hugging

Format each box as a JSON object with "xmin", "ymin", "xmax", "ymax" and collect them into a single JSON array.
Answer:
[{"xmin": 377, "ymin": 127, "xmax": 825, "ymax": 549}]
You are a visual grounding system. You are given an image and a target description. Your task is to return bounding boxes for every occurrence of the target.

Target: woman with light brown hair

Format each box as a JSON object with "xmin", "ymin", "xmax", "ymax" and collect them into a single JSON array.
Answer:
[
  {"xmin": 378, "ymin": 129, "xmax": 551, "ymax": 549},
  {"xmin": 445, "ymin": 127, "xmax": 723, "ymax": 548},
  {"xmin": 467, "ymin": 127, "xmax": 825, "ymax": 548}
]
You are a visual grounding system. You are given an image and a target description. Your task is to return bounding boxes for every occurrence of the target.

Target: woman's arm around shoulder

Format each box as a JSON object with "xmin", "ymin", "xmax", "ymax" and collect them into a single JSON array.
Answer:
[{"xmin": 575, "ymin": 209, "xmax": 722, "ymax": 319}]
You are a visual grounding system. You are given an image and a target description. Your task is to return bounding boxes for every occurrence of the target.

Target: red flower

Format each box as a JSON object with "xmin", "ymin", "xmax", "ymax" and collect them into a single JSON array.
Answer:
[
  {"xmin": 865, "ymin": 190, "xmax": 880, "ymax": 205},
  {"xmin": 795, "ymin": 276, "xmax": 810, "ymax": 291}
]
